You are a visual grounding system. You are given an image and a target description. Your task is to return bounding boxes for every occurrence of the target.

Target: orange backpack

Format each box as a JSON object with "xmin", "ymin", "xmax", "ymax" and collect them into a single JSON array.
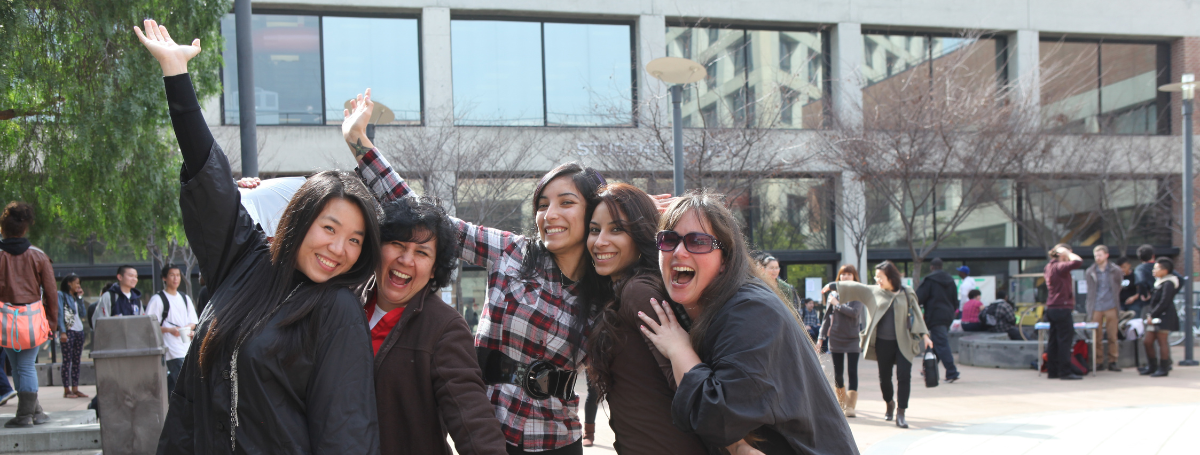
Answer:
[{"xmin": 0, "ymin": 300, "xmax": 51, "ymax": 350}]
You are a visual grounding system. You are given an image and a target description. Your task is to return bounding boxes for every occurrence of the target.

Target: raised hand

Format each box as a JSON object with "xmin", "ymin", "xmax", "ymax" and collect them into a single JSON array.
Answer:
[
  {"xmin": 236, "ymin": 177, "xmax": 262, "ymax": 189},
  {"xmin": 342, "ymin": 89, "xmax": 375, "ymax": 160},
  {"xmin": 134, "ymin": 19, "xmax": 201, "ymax": 77},
  {"xmin": 650, "ymin": 194, "xmax": 675, "ymax": 214}
]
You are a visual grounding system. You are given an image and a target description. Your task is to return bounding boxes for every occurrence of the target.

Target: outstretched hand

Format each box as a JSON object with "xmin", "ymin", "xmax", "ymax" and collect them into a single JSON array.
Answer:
[
  {"xmin": 650, "ymin": 194, "xmax": 675, "ymax": 214},
  {"xmin": 134, "ymin": 19, "xmax": 201, "ymax": 77},
  {"xmin": 342, "ymin": 89, "xmax": 376, "ymax": 160}
]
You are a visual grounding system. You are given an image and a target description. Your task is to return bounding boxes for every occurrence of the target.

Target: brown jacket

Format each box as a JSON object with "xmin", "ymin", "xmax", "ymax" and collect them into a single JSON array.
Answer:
[
  {"xmin": 361, "ymin": 285, "xmax": 506, "ymax": 455},
  {"xmin": 0, "ymin": 242, "xmax": 58, "ymax": 325}
]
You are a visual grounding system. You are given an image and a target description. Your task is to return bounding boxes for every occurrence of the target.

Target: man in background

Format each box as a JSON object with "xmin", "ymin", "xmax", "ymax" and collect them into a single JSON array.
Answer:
[
  {"xmin": 144, "ymin": 264, "xmax": 198, "ymax": 391},
  {"xmin": 918, "ymin": 258, "xmax": 961, "ymax": 382},
  {"xmin": 1045, "ymin": 244, "xmax": 1084, "ymax": 380},
  {"xmin": 1086, "ymin": 245, "xmax": 1124, "ymax": 372}
]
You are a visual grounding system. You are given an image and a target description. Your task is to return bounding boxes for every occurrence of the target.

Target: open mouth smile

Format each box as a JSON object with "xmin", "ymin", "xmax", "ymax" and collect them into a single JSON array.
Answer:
[
  {"xmin": 671, "ymin": 266, "xmax": 696, "ymax": 285},
  {"xmin": 388, "ymin": 269, "xmax": 413, "ymax": 287},
  {"xmin": 317, "ymin": 254, "xmax": 340, "ymax": 272},
  {"xmin": 594, "ymin": 252, "xmax": 617, "ymax": 261}
]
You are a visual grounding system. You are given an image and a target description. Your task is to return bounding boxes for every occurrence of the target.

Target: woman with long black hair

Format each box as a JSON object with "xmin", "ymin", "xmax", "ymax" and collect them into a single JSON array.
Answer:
[
  {"xmin": 136, "ymin": 21, "xmax": 382, "ymax": 454},
  {"xmin": 57, "ymin": 274, "xmax": 88, "ymax": 399},
  {"xmin": 344, "ymin": 91, "xmax": 604, "ymax": 455}
]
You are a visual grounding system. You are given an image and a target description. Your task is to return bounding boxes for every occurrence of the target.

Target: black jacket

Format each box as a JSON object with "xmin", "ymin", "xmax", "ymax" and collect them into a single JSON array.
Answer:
[
  {"xmin": 156, "ymin": 74, "xmax": 379, "ymax": 455},
  {"xmin": 1147, "ymin": 275, "xmax": 1181, "ymax": 332},
  {"xmin": 672, "ymin": 281, "xmax": 858, "ymax": 455},
  {"xmin": 916, "ymin": 270, "xmax": 958, "ymax": 327}
]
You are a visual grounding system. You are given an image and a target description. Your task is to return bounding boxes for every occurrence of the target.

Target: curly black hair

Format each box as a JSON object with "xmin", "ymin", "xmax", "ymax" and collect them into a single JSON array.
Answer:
[{"xmin": 379, "ymin": 196, "xmax": 461, "ymax": 289}]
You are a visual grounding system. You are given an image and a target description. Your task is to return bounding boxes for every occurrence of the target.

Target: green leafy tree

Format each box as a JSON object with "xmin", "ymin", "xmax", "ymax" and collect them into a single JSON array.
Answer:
[{"xmin": 0, "ymin": 0, "xmax": 229, "ymax": 263}]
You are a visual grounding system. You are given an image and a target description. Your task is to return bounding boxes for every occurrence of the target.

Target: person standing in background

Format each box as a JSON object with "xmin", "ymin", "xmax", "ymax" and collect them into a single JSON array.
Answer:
[
  {"xmin": 1085, "ymin": 245, "xmax": 1123, "ymax": 372},
  {"xmin": 144, "ymin": 264, "xmax": 199, "ymax": 392},
  {"xmin": 57, "ymin": 274, "xmax": 89, "ymax": 399},
  {"xmin": 0, "ymin": 201, "xmax": 58, "ymax": 428},
  {"xmin": 956, "ymin": 265, "xmax": 976, "ymax": 310},
  {"xmin": 1127, "ymin": 244, "xmax": 1156, "ymax": 316},
  {"xmin": 917, "ymin": 258, "xmax": 961, "ymax": 382},
  {"xmin": 1045, "ymin": 244, "xmax": 1084, "ymax": 380}
]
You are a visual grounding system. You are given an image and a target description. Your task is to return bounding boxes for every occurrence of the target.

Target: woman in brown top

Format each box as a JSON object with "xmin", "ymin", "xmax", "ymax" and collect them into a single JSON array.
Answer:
[
  {"xmin": 1, "ymin": 202, "xmax": 58, "ymax": 428},
  {"xmin": 583, "ymin": 183, "xmax": 708, "ymax": 454}
]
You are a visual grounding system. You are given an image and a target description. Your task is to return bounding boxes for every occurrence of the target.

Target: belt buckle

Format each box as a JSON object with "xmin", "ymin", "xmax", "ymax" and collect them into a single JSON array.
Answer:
[{"xmin": 522, "ymin": 360, "xmax": 556, "ymax": 400}]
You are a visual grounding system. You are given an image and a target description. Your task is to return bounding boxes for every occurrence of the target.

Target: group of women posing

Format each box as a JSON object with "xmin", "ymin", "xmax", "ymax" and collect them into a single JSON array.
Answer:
[
  {"xmin": 137, "ymin": 19, "xmax": 856, "ymax": 455},
  {"xmin": 818, "ymin": 264, "xmax": 934, "ymax": 429}
]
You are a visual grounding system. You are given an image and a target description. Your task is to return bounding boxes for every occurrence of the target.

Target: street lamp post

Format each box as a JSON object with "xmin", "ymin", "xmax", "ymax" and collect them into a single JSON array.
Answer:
[
  {"xmin": 1160, "ymin": 73, "xmax": 1199, "ymax": 366},
  {"xmin": 646, "ymin": 57, "xmax": 707, "ymax": 196}
]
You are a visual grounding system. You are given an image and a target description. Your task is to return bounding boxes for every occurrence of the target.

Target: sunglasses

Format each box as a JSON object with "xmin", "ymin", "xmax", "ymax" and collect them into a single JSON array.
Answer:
[{"xmin": 656, "ymin": 230, "xmax": 724, "ymax": 254}]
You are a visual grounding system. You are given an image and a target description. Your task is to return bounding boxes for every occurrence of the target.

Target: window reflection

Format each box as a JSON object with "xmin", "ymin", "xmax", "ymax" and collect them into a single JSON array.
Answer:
[
  {"xmin": 866, "ymin": 179, "xmax": 1016, "ymax": 249},
  {"xmin": 452, "ymin": 20, "xmax": 544, "ymax": 126},
  {"xmin": 453, "ymin": 177, "xmax": 538, "ymax": 235},
  {"xmin": 1100, "ymin": 43, "xmax": 1159, "ymax": 134},
  {"xmin": 222, "ymin": 14, "xmax": 323, "ymax": 125},
  {"xmin": 667, "ymin": 27, "xmax": 824, "ymax": 129},
  {"xmin": 746, "ymin": 178, "xmax": 834, "ymax": 250},
  {"xmin": 862, "ymin": 34, "xmax": 1004, "ymax": 126},
  {"xmin": 544, "ymin": 23, "xmax": 633, "ymax": 126},
  {"xmin": 322, "ymin": 17, "xmax": 421, "ymax": 125},
  {"xmin": 1039, "ymin": 40, "xmax": 1166, "ymax": 135}
]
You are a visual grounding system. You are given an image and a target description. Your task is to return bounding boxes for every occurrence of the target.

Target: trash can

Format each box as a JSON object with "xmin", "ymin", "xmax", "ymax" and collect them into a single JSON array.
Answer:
[{"xmin": 92, "ymin": 315, "xmax": 169, "ymax": 454}]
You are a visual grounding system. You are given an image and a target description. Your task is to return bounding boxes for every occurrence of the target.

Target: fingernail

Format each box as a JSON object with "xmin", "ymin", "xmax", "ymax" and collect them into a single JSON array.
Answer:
[{"xmin": 638, "ymin": 312, "xmax": 644, "ymax": 316}]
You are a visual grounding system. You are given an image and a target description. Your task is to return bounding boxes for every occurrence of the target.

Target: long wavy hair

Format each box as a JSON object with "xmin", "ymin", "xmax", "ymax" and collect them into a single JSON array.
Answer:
[
  {"xmin": 582, "ymin": 183, "xmax": 661, "ymax": 401},
  {"xmin": 198, "ymin": 171, "xmax": 381, "ymax": 371},
  {"xmin": 518, "ymin": 162, "xmax": 605, "ymax": 362}
]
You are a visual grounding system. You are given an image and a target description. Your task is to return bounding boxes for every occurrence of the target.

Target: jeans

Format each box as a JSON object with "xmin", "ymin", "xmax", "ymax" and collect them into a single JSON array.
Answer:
[
  {"xmin": 4, "ymin": 345, "xmax": 41, "ymax": 393},
  {"xmin": 0, "ymin": 349, "xmax": 13, "ymax": 395},
  {"xmin": 927, "ymin": 325, "xmax": 959, "ymax": 379},
  {"xmin": 875, "ymin": 338, "xmax": 912, "ymax": 409},
  {"xmin": 166, "ymin": 358, "xmax": 185, "ymax": 393},
  {"xmin": 583, "ymin": 378, "xmax": 598, "ymax": 425},
  {"xmin": 831, "ymin": 352, "xmax": 859, "ymax": 390},
  {"xmin": 1045, "ymin": 308, "xmax": 1076, "ymax": 377}
]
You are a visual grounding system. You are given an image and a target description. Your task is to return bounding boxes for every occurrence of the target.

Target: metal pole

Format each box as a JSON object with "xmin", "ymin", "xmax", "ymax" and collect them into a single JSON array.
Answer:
[
  {"xmin": 1182, "ymin": 97, "xmax": 1197, "ymax": 366},
  {"xmin": 671, "ymin": 84, "xmax": 685, "ymax": 196},
  {"xmin": 235, "ymin": 0, "xmax": 258, "ymax": 178}
]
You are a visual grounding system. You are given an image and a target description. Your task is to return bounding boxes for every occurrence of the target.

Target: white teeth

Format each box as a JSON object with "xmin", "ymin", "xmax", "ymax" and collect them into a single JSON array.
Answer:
[
  {"xmin": 390, "ymin": 270, "xmax": 411, "ymax": 280},
  {"xmin": 318, "ymin": 256, "xmax": 337, "ymax": 269},
  {"xmin": 672, "ymin": 266, "xmax": 695, "ymax": 272},
  {"xmin": 595, "ymin": 253, "xmax": 617, "ymax": 260},
  {"xmin": 546, "ymin": 227, "xmax": 566, "ymax": 234}
]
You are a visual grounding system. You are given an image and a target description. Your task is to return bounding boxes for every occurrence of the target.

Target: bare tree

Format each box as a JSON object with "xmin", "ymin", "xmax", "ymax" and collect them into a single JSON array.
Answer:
[{"xmin": 818, "ymin": 32, "xmax": 1051, "ymax": 282}]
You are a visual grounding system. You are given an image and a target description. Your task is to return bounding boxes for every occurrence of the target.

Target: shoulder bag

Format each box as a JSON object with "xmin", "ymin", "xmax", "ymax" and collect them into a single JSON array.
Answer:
[{"xmin": 0, "ymin": 300, "xmax": 52, "ymax": 350}]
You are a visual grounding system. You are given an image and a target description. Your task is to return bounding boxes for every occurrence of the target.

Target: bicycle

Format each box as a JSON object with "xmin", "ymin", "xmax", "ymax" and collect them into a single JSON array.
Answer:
[{"xmin": 1169, "ymin": 295, "xmax": 1200, "ymax": 346}]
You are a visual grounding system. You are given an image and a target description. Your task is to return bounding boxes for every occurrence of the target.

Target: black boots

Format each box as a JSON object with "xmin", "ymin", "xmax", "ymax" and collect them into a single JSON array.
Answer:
[
  {"xmin": 884, "ymin": 401, "xmax": 895, "ymax": 421},
  {"xmin": 895, "ymin": 408, "xmax": 909, "ymax": 429},
  {"xmin": 1108, "ymin": 362, "xmax": 1122, "ymax": 372},
  {"xmin": 4, "ymin": 392, "xmax": 43, "ymax": 428},
  {"xmin": 1139, "ymin": 356, "xmax": 1157, "ymax": 375},
  {"xmin": 1151, "ymin": 359, "xmax": 1171, "ymax": 377}
]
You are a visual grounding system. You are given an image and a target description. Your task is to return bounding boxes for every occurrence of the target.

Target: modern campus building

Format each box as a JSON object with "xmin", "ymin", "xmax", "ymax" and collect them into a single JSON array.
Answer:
[{"xmin": 179, "ymin": 0, "xmax": 1200, "ymax": 306}]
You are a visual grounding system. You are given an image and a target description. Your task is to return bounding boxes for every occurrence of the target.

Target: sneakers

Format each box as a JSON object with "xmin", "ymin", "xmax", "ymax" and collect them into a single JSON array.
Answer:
[{"xmin": 0, "ymin": 390, "xmax": 16, "ymax": 406}]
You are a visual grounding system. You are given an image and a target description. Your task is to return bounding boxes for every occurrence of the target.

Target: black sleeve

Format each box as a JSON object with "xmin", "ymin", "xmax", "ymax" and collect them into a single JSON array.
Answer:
[
  {"xmin": 164, "ymin": 73, "xmax": 214, "ymax": 181},
  {"xmin": 307, "ymin": 291, "xmax": 381, "ymax": 454}
]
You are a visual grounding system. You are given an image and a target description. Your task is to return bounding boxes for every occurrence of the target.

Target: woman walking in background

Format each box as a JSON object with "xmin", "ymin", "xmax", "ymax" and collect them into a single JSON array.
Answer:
[
  {"xmin": 639, "ymin": 191, "xmax": 857, "ymax": 454},
  {"xmin": 0, "ymin": 202, "xmax": 58, "ymax": 428},
  {"xmin": 818, "ymin": 288, "xmax": 864, "ymax": 418},
  {"xmin": 57, "ymin": 274, "xmax": 88, "ymax": 399},
  {"xmin": 825, "ymin": 261, "xmax": 932, "ymax": 429}
]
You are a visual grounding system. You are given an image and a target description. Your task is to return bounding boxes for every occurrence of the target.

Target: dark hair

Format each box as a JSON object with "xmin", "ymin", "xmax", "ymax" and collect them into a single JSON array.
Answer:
[
  {"xmin": 659, "ymin": 190, "xmax": 755, "ymax": 353},
  {"xmin": 968, "ymin": 289, "xmax": 981, "ymax": 299},
  {"xmin": 1156, "ymin": 257, "xmax": 1175, "ymax": 273},
  {"xmin": 584, "ymin": 183, "xmax": 661, "ymax": 401},
  {"xmin": 199, "ymin": 171, "xmax": 381, "ymax": 371},
  {"xmin": 59, "ymin": 273, "xmax": 80, "ymax": 295},
  {"xmin": 930, "ymin": 258, "xmax": 943, "ymax": 269},
  {"xmin": 996, "ymin": 288, "xmax": 1007, "ymax": 300},
  {"xmin": 161, "ymin": 264, "xmax": 182, "ymax": 278},
  {"xmin": 1138, "ymin": 244, "xmax": 1155, "ymax": 262},
  {"xmin": 1048, "ymin": 243, "xmax": 1072, "ymax": 260},
  {"xmin": 874, "ymin": 261, "xmax": 903, "ymax": 292},
  {"xmin": 519, "ymin": 162, "xmax": 605, "ymax": 360},
  {"xmin": 116, "ymin": 265, "xmax": 136, "ymax": 277},
  {"xmin": 378, "ymin": 196, "xmax": 460, "ymax": 289},
  {"xmin": 1114, "ymin": 256, "xmax": 1128, "ymax": 267},
  {"xmin": 0, "ymin": 202, "xmax": 34, "ymax": 238},
  {"xmin": 837, "ymin": 264, "xmax": 860, "ymax": 282}
]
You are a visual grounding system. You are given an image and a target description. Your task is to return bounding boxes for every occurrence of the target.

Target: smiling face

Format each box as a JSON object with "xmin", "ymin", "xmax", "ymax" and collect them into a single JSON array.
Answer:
[
  {"xmin": 376, "ymin": 231, "xmax": 436, "ymax": 310},
  {"xmin": 588, "ymin": 201, "xmax": 640, "ymax": 280},
  {"xmin": 117, "ymin": 269, "xmax": 138, "ymax": 291},
  {"xmin": 536, "ymin": 176, "xmax": 588, "ymax": 256},
  {"xmin": 659, "ymin": 210, "xmax": 725, "ymax": 307},
  {"xmin": 764, "ymin": 259, "xmax": 780, "ymax": 280},
  {"xmin": 163, "ymin": 268, "xmax": 182, "ymax": 293},
  {"xmin": 839, "ymin": 272, "xmax": 855, "ymax": 282},
  {"xmin": 296, "ymin": 198, "xmax": 365, "ymax": 283},
  {"xmin": 874, "ymin": 269, "xmax": 893, "ymax": 291}
]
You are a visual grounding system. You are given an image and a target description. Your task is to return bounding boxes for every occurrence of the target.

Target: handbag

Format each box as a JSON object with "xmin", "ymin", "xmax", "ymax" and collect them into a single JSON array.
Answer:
[
  {"xmin": 923, "ymin": 347, "xmax": 940, "ymax": 388},
  {"xmin": 904, "ymin": 291, "xmax": 924, "ymax": 357},
  {"xmin": 0, "ymin": 300, "xmax": 52, "ymax": 350}
]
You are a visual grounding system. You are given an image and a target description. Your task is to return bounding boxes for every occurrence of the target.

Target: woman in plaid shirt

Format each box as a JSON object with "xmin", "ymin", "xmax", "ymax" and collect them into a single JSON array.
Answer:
[{"xmin": 344, "ymin": 91, "xmax": 604, "ymax": 454}]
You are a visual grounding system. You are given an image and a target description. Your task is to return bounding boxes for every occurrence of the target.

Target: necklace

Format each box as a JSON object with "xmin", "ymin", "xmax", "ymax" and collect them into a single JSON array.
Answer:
[{"xmin": 229, "ymin": 283, "xmax": 302, "ymax": 451}]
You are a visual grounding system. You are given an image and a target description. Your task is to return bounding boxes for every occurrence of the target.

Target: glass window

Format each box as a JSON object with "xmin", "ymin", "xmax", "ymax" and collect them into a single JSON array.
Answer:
[
  {"xmin": 451, "ymin": 20, "xmax": 544, "ymax": 126},
  {"xmin": 667, "ymin": 26, "xmax": 825, "ymax": 129},
  {"xmin": 862, "ymin": 34, "xmax": 1005, "ymax": 126},
  {"xmin": 746, "ymin": 178, "xmax": 834, "ymax": 250},
  {"xmin": 1040, "ymin": 40, "xmax": 1166, "ymax": 135},
  {"xmin": 222, "ymin": 14, "xmax": 323, "ymax": 125},
  {"xmin": 939, "ymin": 180, "xmax": 1017, "ymax": 248},
  {"xmin": 866, "ymin": 179, "xmax": 1015, "ymax": 249},
  {"xmin": 1020, "ymin": 179, "xmax": 1103, "ymax": 249},
  {"xmin": 544, "ymin": 23, "xmax": 633, "ymax": 126},
  {"xmin": 453, "ymin": 177, "xmax": 539, "ymax": 235},
  {"xmin": 322, "ymin": 17, "xmax": 421, "ymax": 125}
]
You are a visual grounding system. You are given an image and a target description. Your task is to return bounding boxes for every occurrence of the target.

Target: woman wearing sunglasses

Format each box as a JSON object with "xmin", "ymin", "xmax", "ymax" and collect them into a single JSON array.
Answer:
[
  {"xmin": 638, "ymin": 191, "xmax": 857, "ymax": 454},
  {"xmin": 344, "ymin": 92, "xmax": 605, "ymax": 455}
]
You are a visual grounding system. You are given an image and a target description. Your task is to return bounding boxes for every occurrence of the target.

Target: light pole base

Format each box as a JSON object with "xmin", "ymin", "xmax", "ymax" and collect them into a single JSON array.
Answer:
[{"xmin": 1178, "ymin": 359, "xmax": 1199, "ymax": 366}]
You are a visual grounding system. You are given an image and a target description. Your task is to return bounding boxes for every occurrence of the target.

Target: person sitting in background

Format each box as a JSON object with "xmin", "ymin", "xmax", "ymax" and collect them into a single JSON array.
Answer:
[
  {"xmin": 800, "ymin": 298, "xmax": 822, "ymax": 341},
  {"xmin": 985, "ymin": 289, "xmax": 1022, "ymax": 340},
  {"xmin": 960, "ymin": 289, "xmax": 985, "ymax": 332}
]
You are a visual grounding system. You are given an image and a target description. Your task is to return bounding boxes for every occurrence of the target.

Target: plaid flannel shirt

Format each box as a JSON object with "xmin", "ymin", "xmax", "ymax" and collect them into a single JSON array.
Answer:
[{"xmin": 356, "ymin": 148, "xmax": 584, "ymax": 450}]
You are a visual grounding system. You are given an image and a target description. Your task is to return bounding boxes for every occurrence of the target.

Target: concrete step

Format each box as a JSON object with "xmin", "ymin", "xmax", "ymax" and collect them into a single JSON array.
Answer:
[{"xmin": 0, "ymin": 410, "xmax": 101, "ymax": 453}]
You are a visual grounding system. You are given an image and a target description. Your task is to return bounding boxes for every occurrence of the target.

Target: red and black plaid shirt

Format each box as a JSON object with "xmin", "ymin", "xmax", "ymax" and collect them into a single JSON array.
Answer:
[{"xmin": 356, "ymin": 148, "xmax": 584, "ymax": 450}]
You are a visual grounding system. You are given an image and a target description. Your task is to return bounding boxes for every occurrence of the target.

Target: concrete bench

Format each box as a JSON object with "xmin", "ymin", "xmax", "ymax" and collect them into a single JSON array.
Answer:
[{"xmin": 957, "ymin": 333, "xmax": 1148, "ymax": 369}]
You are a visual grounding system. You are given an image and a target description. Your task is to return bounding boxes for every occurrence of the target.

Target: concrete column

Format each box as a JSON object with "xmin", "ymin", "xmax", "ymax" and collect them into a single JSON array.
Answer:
[
  {"xmin": 830, "ymin": 23, "xmax": 864, "ymax": 129},
  {"xmin": 422, "ymin": 7, "xmax": 453, "ymax": 127},
  {"xmin": 838, "ymin": 171, "xmax": 868, "ymax": 275},
  {"xmin": 637, "ymin": 15, "xmax": 668, "ymax": 126},
  {"xmin": 1007, "ymin": 30, "xmax": 1040, "ymax": 114}
]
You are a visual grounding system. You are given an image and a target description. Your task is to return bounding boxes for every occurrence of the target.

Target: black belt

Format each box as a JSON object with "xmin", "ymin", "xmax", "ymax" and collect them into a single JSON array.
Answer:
[{"xmin": 478, "ymin": 348, "xmax": 578, "ymax": 401}]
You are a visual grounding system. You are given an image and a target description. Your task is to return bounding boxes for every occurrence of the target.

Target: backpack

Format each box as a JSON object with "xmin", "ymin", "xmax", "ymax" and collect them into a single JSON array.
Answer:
[
  {"xmin": 1069, "ymin": 339, "xmax": 1090, "ymax": 375},
  {"xmin": 155, "ymin": 291, "xmax": 193, "ymax": 327}
]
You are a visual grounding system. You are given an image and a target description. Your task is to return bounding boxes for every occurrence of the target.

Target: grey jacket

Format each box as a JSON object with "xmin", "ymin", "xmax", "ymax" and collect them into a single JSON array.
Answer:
[
  {"xmin": 835, "ymin": 281, "xmax": 929, "ymax": 360},
  {"xmin": 1085, "ymin": 262, "xmax": 1123, "ymax": 315},
  {"xmin": 819, "ymin": 300, "xmax": 864, "ymax": 353}
]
